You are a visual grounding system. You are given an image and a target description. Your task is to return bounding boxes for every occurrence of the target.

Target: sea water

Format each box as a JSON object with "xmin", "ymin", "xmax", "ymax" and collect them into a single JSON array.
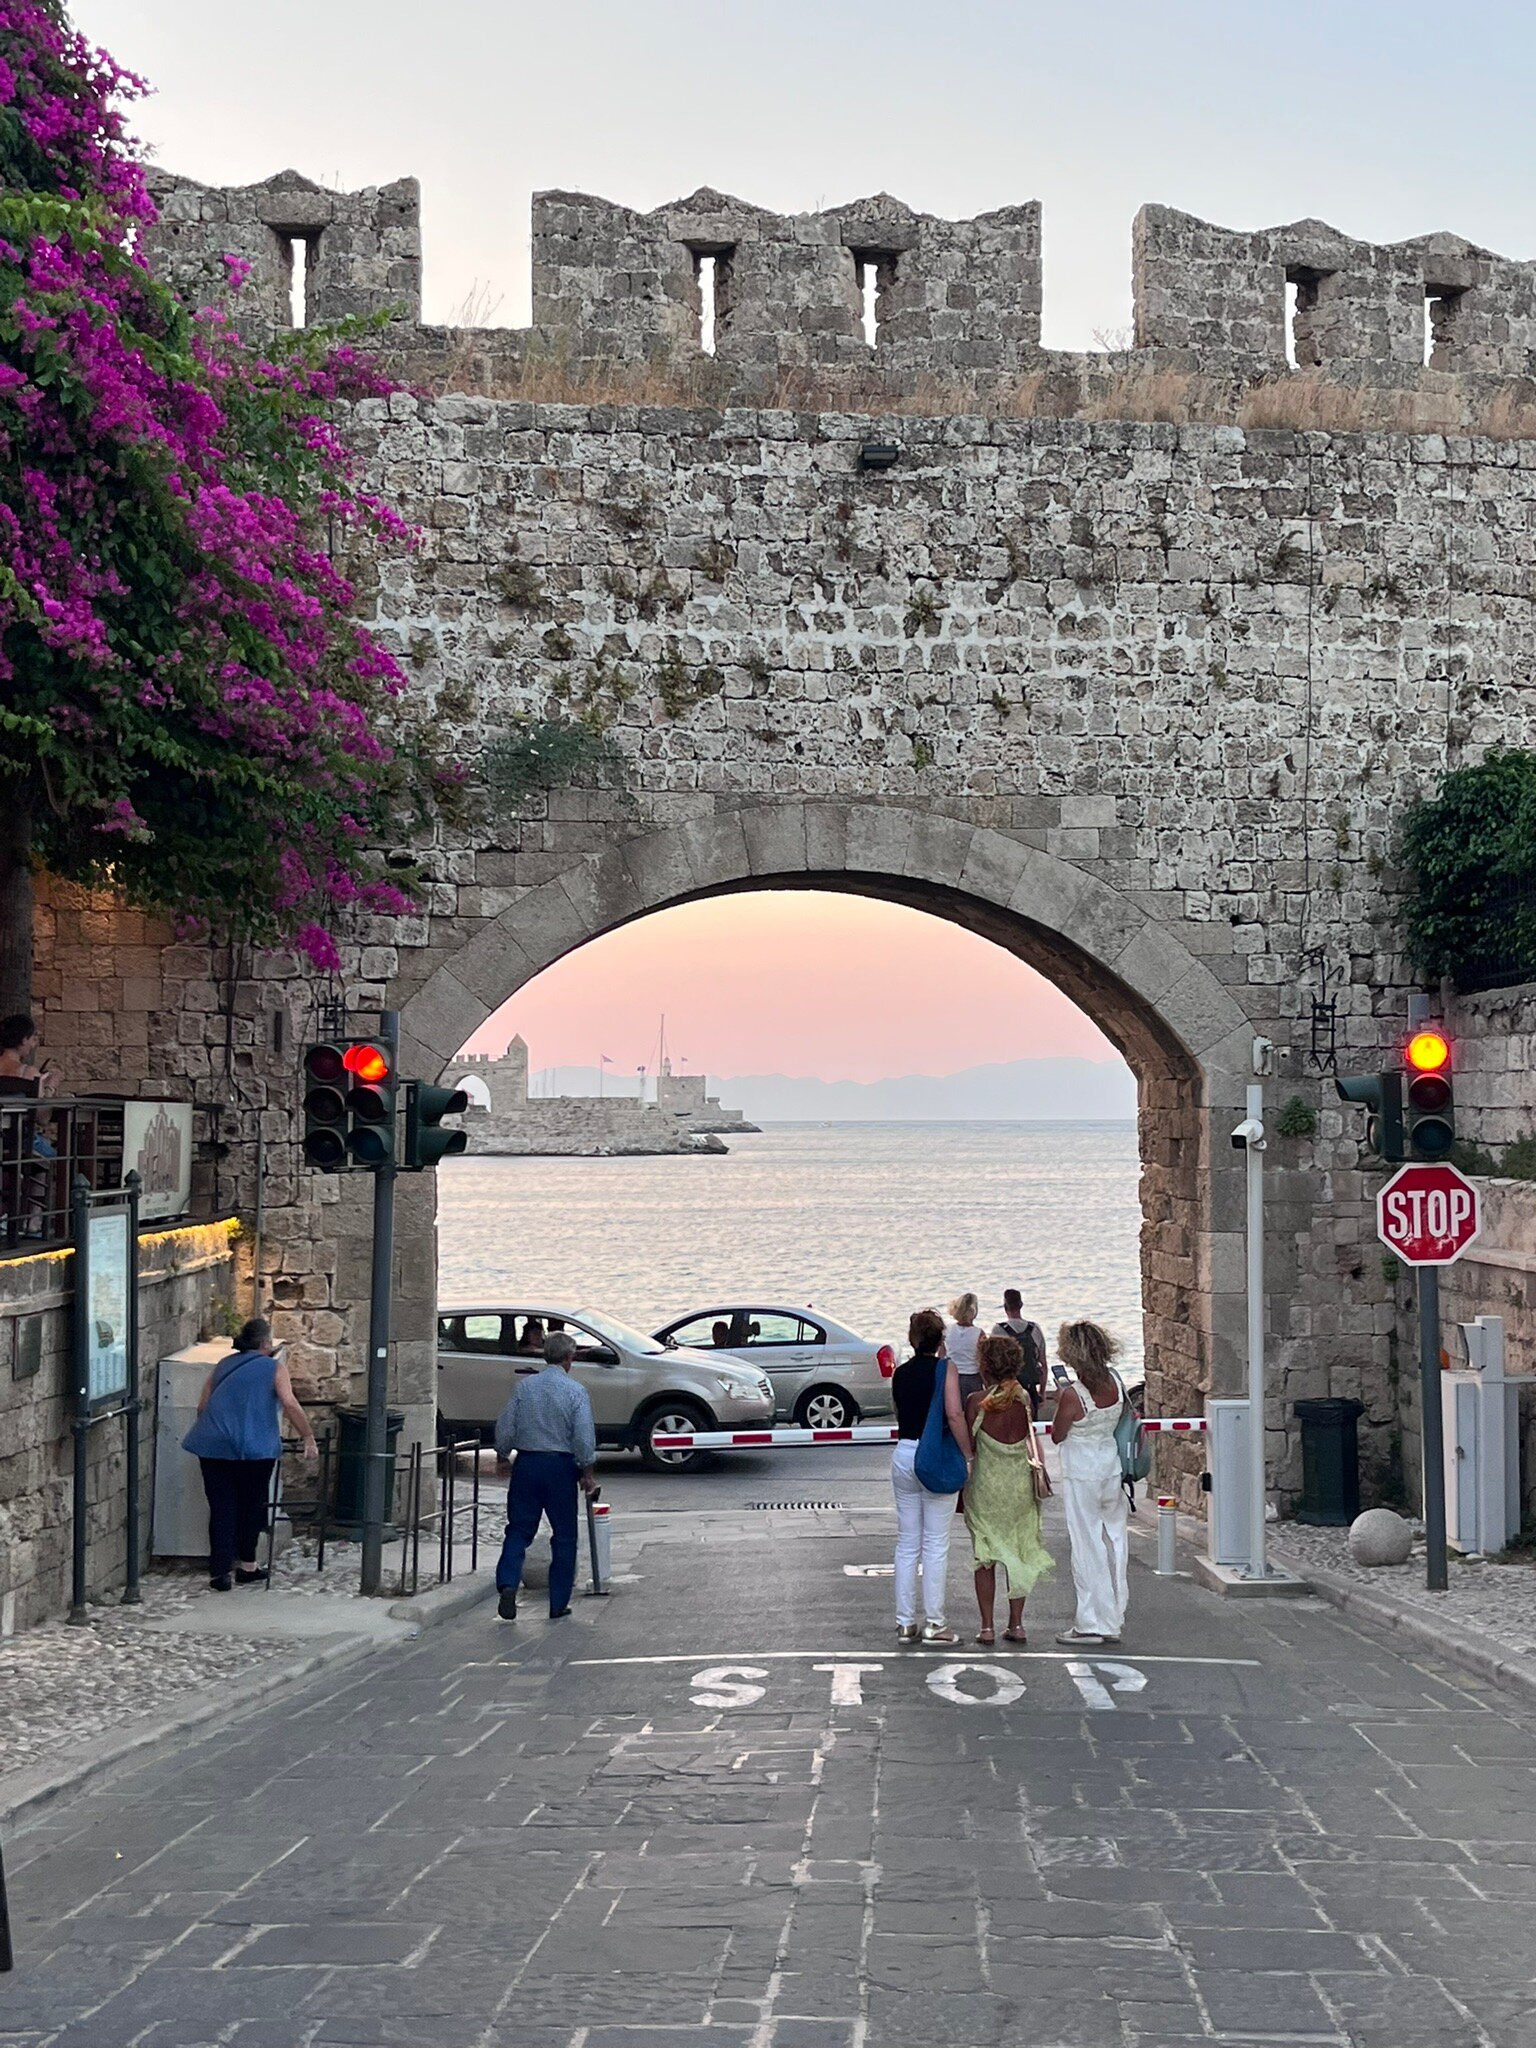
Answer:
[{"xmin": 437, "ymin": 1120, "xmax": 1144, "ymax": 1384}]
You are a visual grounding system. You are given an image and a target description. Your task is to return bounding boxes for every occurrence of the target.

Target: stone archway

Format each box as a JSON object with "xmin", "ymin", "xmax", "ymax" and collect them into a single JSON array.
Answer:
[{"xmin": 392, "ymin": 800, "xmax": 1258, "ymax": 1496}]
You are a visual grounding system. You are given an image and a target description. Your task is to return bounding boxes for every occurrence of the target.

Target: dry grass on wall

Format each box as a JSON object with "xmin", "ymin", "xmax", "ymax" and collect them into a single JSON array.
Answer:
[{"xmin": 421, "ymin": 336, "xmax": 1536, "ymax": 442}]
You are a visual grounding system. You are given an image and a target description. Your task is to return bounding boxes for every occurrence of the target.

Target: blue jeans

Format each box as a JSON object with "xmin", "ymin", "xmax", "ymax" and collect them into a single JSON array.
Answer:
[{"xmin": 496, "ymin": 1451, "xmax": 579, "ymax": 1614}]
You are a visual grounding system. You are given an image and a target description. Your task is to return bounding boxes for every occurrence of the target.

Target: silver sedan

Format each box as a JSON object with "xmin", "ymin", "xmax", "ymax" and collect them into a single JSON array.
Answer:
[{"xmin": 652, "ymin": 1303, "xmax": 897, "ymax": 1429}]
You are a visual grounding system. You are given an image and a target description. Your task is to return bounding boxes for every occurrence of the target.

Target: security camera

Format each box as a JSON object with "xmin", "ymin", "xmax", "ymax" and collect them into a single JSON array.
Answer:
[{"xmin": 1230, "ymin": 1117, "xmax": 1266, "ymax": 1151}]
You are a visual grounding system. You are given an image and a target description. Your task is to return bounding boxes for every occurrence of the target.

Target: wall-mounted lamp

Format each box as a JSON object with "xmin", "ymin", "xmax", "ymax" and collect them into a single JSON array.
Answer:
[{"xmin": 857, "ymin": 442, "xmax": 900, "ymax": 471}]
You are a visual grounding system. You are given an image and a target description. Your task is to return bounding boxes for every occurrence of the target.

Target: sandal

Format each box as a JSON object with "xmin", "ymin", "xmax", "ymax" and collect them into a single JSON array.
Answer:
[
  {"xmin": 1003, "ymin": 1626, "xmax": 1027, "ymax": 1644},
  {"xmin": 976, "ymin": 1626, "xmax": 995, "ymax": 1645}
]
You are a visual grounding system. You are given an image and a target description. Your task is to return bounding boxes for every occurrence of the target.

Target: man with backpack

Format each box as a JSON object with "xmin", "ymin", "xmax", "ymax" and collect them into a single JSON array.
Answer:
[{"xmin": 992, "ymin": 1290, "xmax": 1048, "ymax": 1408}]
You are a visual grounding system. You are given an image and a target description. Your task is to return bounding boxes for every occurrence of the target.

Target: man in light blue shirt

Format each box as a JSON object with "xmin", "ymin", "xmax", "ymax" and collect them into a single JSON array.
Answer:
[{"xmin": 494, "ymin": 1331, "xmax": 598, "ymax": 1621}]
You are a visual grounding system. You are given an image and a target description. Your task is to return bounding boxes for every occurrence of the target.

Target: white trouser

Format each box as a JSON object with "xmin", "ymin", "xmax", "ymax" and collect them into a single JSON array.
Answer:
[
  {"xmin": 1061, "ymin": 1457, "xmax": 1129, "ymax": 1639},
  {"xmin": 891, "ymin": 1440, "xmax": 955, "ymax": 1626}
]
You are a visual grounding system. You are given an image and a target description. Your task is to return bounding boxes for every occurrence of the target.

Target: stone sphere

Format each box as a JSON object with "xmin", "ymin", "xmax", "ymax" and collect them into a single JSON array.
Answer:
[{"xmin": 1348, "ymin": 1508, "xmax": 1413, "ymax": 1567}]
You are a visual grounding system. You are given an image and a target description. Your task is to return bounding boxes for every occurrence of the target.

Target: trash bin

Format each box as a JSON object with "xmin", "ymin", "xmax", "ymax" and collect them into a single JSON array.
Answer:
[
  {"xmin": 1293, "ymin": 1397, "xmax": 1364, "ymax": 1525},
  {"xmin": 332, "ymin": 1405, "xmax": 405, "ymax": 1528}
]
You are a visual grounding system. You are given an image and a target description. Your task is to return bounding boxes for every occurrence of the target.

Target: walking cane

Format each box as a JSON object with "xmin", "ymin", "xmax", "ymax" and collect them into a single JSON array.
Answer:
[
  {"xmin": 1, "ymin": 1826, "xmax": 15, "ymax": 1972},
  {"xmin": 585, "ymin": 1488, "xmax": 604, "ymax": 1596}
]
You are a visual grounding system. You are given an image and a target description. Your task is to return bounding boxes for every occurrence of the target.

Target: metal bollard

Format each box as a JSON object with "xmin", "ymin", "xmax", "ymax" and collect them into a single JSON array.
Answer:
[{"xmin": 1155, "ymin": 1496, "xmax": 1179, "ymax": 1576}]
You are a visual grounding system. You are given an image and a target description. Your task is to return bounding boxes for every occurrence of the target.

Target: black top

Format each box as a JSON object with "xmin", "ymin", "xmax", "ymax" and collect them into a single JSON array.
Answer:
[{"xmin": 893, "ymin": 1351, "xmax": 943, "ymax": 1439}]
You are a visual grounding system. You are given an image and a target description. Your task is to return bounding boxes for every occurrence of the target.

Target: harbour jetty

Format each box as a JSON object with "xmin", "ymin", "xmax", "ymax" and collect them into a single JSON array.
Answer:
[{"xmin": 451, "ymin": 1036, "xmax": 758, "ymax": 1157}]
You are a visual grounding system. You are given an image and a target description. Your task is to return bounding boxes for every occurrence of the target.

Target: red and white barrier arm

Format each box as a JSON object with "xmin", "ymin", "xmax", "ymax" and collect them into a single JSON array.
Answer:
[{"xmin": 649, "ymin": 1417, "xmax": 1210, "ymax": 1452}]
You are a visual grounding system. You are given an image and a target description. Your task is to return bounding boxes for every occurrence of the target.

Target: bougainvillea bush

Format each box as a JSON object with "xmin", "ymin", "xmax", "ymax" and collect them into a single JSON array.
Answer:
[{"xmin": 0, "ymin": 0, "xmax": 443, "ymax": 1000}]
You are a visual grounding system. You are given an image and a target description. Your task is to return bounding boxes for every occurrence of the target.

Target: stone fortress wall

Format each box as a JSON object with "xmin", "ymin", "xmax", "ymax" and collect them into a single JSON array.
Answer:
[
  {"xmin": 51, "ymin": 170, "xmax": 1536, "ymax": 1523},
  {"xmin": 449, "ymin": 1037, "xmax": 751, "ymax": 1154}
]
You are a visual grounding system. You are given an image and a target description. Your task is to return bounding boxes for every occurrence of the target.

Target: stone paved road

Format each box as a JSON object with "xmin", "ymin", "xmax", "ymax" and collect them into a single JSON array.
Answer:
[{"xmin": 6, "ymin": 1467, "xmax": 1536, "ymax": 2048}]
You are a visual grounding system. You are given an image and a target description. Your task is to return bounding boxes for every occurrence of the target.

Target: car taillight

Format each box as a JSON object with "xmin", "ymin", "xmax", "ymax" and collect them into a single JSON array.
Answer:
[{"xmin": 877, "ymin": 1345, "xmax": 896, "ymax": 1378}]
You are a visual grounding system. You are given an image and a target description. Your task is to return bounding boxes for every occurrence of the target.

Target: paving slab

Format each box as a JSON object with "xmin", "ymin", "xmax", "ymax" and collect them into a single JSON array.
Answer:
[{"xmin": 5, "ymin": 1479, "xmax": 1536, "ymax": 2046}]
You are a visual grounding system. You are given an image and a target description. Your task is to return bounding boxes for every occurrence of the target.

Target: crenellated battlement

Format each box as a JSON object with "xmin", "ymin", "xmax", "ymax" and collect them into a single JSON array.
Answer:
[
  {"xmin": 141, "ymin": 173, "xmax": 1536, "ymax": 407},
  {"xmin": 531, "ymin": 187, "xmax": 1042, "ymax": 381},
  {"xmin": 1135, "ymin": 205, "xmax": 1536, "ymax": 376},
  {"xmin": 142, "ymin": 169, "xmax": 422, "ymax": 333}
]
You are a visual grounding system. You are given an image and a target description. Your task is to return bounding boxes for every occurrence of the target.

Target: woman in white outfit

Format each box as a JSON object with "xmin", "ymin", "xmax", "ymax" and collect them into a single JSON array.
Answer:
[
  {"xmin": 945, "ymin": 1293, "xmax": 984, "ymax": 1408},
  {"xmin": 890, "ymin": 1307, "xmax": 974, "ymax": 1645},
  {"xmin": 1049, "ymin": 1320, "xmax": 1129, "ymax": 1647}
]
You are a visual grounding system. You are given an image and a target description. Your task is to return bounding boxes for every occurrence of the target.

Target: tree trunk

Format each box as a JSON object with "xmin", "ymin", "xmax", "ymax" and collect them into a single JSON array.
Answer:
[{"xmin": 0, "ymin": 788, "xmax": 34, "ymax": 1017}]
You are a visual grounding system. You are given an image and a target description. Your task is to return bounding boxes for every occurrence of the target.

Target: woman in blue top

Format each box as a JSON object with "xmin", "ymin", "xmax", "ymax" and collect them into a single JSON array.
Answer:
[{"xmin": 183, "ymin": 1318, "xmax": 318, "ymax": 1590}]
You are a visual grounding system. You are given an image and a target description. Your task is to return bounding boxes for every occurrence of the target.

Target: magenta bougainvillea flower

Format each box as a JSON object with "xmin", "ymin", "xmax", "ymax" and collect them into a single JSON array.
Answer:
[{"xmin": 0, "ymin": 0, "xmax": 444, "ymax": 981}]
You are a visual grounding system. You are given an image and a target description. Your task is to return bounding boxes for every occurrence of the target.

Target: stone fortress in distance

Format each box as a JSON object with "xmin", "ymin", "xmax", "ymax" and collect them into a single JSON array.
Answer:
[{"xmin": 450, "ymin": 1036, "xmax": 757, "ymax": 1156}]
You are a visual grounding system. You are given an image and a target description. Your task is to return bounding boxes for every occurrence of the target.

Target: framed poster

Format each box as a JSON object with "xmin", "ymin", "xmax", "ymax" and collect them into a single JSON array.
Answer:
[
  {"xmin": 120, "ymin": 1101, "xmax": 192, "ymax": 1222},
  {"xmin": 77, "ymin": 1203, "xmax": 133, "ymax": 1410}
]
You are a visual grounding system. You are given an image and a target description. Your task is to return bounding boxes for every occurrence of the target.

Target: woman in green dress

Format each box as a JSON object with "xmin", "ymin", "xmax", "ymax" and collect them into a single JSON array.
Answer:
[{"xmin": 964, "ymin": 1333, "xmax": 1054, "ymax": 1644}]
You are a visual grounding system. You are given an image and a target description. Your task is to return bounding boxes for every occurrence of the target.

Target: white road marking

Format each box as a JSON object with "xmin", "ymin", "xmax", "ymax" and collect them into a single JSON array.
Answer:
[
  {"xmin": 1064, "ymin": 1659, "xmax": 1149, "ymax": 1710},
  {"xmin": 573, "ymin": 1651, "xmax": 1257, "ymax": 1667},
  {"xmin": 812, "ymin": 1661, "xmax": 885, "ymax": 1705},
  {"xmin": 926, "ymin": 1662, "xmax": 1027, "ymax": 1707},
  {"xmin": 689, "ymin": 1665, "xmax": 769, "ymax": 1707}
]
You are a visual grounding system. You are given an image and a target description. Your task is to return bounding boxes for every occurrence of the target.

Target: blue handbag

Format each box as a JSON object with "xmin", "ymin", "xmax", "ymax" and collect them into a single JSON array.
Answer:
[{"xmin": 913, "ymin": 1357, "xmax": 967, "ymax": 1494}]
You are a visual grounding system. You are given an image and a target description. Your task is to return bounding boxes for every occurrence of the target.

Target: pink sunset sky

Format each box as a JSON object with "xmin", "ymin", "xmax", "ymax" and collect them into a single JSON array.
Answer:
[{"xmin": 461, "ymin": 892, "xmax": 1122, "ymax": 1082}]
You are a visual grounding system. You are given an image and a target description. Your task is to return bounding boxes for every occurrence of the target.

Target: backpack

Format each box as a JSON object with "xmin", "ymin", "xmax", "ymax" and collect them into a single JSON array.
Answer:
[
  {"xmin": 1111, "ymin": 1370, "xmax": 1151, "ymax": 1494},
  {"xmin": 998, "ymin": 1317, "xmax": 1048, "ymax": 1404}
]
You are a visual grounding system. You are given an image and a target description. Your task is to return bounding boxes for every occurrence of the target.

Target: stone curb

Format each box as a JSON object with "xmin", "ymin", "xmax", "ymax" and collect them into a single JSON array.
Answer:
[
  {"xmin": 0, "ymin": 1571, "xmax": 495, "ymax": 1831},
  {"xmin": 1269, "ymin": 1543, "xmax": 1536, "ymax": 1708}
]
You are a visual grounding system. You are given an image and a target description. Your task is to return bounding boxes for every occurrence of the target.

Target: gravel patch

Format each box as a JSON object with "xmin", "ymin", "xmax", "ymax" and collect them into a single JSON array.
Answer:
[{"xmin": 1272, "ymin": 1519, "xmax": 1536, "ymax": 1659}]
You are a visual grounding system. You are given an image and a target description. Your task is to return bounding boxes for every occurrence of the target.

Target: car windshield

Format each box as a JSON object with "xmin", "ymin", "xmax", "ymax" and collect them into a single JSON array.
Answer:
[{"xmin": 575, "ymin": 1309, "xmax": 667, "ymax": 1357}]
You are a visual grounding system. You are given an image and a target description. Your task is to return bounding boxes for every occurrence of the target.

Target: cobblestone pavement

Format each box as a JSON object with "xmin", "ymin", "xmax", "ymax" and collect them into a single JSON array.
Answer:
[
  {"xmin": 1272, "ymin": 1522, "xmax": 1536, "ymax": 1659},
  {"xmin": 8, "ymin": 1476, "xmax": 1536, "ymax": 2048}
]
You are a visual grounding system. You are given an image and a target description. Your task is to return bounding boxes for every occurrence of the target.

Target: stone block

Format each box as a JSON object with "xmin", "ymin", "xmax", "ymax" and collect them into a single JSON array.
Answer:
[{"xmin": 398, "ymin": 969, "xmax": 489, "ymax": 1067}]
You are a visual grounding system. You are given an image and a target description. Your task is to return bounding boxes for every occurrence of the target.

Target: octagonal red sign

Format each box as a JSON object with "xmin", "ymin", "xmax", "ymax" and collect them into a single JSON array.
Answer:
[{"xmin": 1377, "ymin": 1162, "xmax": 1482, "ymax": 1266}]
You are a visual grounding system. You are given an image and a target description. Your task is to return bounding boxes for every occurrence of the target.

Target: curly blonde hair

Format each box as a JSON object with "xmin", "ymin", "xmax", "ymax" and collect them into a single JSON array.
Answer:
[{"xmin": 1057, "ymin": 1319, "xmax": 1120, "ymax": 1399}]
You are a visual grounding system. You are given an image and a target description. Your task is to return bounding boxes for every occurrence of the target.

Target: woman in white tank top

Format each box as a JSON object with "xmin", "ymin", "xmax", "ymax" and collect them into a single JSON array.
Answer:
[
  {"xmin": 945, "ymin": 1292, "xmax": 983, "ymax": 1405},
  {"xmin": 1049, "ymin": 1319, "xmax": 1129, "ymax": 1646}
]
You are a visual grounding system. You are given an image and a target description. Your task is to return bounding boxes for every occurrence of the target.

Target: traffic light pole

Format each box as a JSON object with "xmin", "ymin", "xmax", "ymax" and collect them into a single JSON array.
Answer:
[
  {"xmin": 359, "ymin": 1010, "xmax": 399, "ymax": 1599},
  {"xmin": 1419, "ymin": 1264, "xmax": 1449, "ymax": 1593}
]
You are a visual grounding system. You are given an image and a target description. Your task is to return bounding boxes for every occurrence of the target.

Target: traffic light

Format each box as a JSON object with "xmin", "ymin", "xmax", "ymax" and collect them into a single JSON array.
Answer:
[
  {"xmin": 302, "ymin": 1043, "xmax": 350, "ymax": 1169},
  {"xmin": 341, "ymin": 1040, "xmax": 397, "ymax": 1167},
  {"xmin": 1335, "ymin": 1068, "xmax": 1404, "ymax": 1163},
  {"xmin": 1404, "ymin": 1026, "xmax": 1455, "ymax": 1160},
  {"xmin": 403, "ymin": 1081, "xmax": 470, "ymax": 1170},
  {"xmin": 301, "ymin": 1038, "xmax": 398, "ymax": 1170}
]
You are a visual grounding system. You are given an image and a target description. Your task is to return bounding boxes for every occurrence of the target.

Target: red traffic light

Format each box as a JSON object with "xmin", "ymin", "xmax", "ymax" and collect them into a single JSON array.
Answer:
[
  {"xmin": 343, "ymin": 1043, "xmax": 391, "ymax": 1084},
  {"xmin": 1406, "ymin": 1029, "xmax": 1451, "ymax": 1074}
]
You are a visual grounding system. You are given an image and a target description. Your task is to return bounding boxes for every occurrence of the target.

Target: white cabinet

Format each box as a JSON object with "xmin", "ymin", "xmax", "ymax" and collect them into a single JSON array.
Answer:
[{"xmin": 1443, "ymin": 1316, "xmax": 1519, "ymax": 1557}]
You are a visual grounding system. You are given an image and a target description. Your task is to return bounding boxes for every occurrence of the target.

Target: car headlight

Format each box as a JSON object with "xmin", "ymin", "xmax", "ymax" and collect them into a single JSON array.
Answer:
[{"xmin": 715, "ymin": 1376, "xmax": 739, "ymax": 1397}]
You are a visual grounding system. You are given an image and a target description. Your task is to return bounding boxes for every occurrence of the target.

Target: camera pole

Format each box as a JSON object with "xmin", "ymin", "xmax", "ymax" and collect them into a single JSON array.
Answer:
[{"xmin": 1244, "ymin": 1082, "xmax": 1270, "ymax": 1583}]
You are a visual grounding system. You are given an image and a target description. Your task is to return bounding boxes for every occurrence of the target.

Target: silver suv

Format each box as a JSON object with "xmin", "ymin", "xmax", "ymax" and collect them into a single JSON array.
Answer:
[{"xmin": 436, "ymin": 1304, "xmax": 775, "ymax": 1472}]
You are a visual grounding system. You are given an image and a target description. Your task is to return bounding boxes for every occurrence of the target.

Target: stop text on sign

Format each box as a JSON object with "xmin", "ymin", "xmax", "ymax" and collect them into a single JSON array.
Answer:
[{"xmin": 1377, "ymin": 1162, "xmax": 1481, "ymax": 1267}]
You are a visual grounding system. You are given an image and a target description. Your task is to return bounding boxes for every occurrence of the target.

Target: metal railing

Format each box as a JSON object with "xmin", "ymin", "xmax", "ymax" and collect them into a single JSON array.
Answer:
[
  {"xmin": 0, "ymin": 1095, "xmax": 191, "ymax": 1255},
  {"xmin": 273, "ymin": 1428, "xmax": 484, "ymax": 1598},
  {"xmin": 0, "ymin": 1096, "xmax": 125, "ymax": 1254}
]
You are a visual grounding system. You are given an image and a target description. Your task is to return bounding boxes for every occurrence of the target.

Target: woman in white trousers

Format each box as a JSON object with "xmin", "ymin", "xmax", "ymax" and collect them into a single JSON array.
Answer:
[
  {"xmin": 890, "ymin": 1308, "xmax": 974, "ymax": 1645},
  {"xmin": 1049, "ymin": 1320, "xmax": 1129, "ymax": 1647}
]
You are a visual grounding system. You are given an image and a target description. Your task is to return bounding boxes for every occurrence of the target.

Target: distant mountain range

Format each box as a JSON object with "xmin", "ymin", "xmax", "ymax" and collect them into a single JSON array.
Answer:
[{"xmin": 531, "ymin": 1058, "xmax": 1136, "ymax": 1122}]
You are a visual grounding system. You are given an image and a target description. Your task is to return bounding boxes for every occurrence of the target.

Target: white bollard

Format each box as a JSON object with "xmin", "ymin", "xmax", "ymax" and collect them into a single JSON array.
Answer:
[{"xmin": 1155, "ymin": 1496, "xmax": 1178, "ymax": 1576}]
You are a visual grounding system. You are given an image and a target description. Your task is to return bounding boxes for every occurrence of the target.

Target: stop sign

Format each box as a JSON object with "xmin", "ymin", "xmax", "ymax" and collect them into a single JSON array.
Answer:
[{"xmin": 1377, "ymin": 1162, "xmax": 1482, "ymax": 1266}]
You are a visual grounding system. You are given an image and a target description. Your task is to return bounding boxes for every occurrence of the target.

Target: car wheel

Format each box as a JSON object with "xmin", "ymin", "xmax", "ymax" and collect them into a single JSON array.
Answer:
[
  {"xmin": 638, "ymin": 1401, "xmax": 711, "ymax": 1472},
  {"xmin": 797, "ymin": 1387, "xmax": 856, "ymax": 1430}
]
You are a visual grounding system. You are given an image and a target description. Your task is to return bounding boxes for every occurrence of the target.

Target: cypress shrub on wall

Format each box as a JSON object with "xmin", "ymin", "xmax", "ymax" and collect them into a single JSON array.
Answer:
[{"xmin": 1401, "ymin": 751, "xmax": 1536, "ymax": 991}]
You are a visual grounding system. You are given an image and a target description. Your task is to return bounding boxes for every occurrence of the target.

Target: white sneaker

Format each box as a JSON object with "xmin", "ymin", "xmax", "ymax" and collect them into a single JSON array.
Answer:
[
  {"xmin": 921, "ymin": 1622, "xmax": 959, "ymax": 1645},
  {"xmin": 1055, "ymin": 1627, "xmax": 1105, "ymax": 1645}
]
